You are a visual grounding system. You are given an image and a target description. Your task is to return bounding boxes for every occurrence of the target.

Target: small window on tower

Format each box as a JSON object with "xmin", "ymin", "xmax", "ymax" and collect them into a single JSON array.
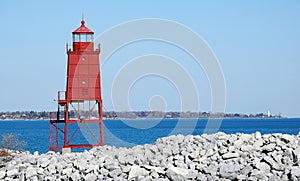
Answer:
[
  {"xmin": 82, "ymin": 80, "xmax": 86, "ymax": 85},
  {"xmin": 81, "ymin": 57, "xmax": 86, "ymax": 61}
]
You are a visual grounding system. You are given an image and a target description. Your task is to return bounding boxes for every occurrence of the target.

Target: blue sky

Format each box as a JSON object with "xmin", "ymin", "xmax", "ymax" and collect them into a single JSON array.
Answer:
[{"xmin": 0, "ymin": 1, "xmax": 299, "ymax": 117}]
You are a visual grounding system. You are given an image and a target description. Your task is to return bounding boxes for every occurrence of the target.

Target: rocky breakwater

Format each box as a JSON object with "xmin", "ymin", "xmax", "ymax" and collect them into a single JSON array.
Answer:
[{"xmin": 1, "ymin": 132, "xmax": 300, "ymax": 180}]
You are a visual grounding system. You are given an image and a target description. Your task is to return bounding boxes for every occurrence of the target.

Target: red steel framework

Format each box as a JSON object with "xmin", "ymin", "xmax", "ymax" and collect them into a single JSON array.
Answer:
[{"xmin": 50, "ymin": 19, "xmax": 104, "ymax": 152}]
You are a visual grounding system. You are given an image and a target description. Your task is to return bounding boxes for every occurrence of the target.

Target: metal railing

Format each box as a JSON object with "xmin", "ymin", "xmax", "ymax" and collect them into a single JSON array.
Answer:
[{"xmin": 58, "ymin": 91, "xmax": 66, "ymax": 101}]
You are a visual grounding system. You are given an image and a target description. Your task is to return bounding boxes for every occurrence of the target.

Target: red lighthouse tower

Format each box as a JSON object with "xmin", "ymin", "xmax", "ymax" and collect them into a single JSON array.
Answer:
[{"xmin": 50, "ymin": 19, "xmax": 104, "ymax": 152}]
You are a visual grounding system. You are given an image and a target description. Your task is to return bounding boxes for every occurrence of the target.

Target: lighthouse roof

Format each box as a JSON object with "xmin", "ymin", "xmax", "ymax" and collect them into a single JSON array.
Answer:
[{"xmin": 72, "ymin": 20, "xmax": 94, "ymax": 34}]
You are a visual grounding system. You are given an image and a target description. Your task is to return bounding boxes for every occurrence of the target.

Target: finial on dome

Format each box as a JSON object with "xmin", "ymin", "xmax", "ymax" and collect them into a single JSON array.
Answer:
[{"xmin": 81, "ymin": 13, "xmax": 85, "ymax": 26}]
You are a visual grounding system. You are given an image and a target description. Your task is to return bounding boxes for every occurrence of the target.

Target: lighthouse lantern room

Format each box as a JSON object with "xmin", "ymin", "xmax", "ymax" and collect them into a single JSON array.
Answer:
[{"xmin": 50, "ymin": 19, "xmax": 104, "ymax": 152}]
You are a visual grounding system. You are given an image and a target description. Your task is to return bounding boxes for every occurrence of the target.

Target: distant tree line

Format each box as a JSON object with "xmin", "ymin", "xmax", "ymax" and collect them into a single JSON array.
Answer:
[
  {"xmin": 0, "ymin": 111, "xmax": 283, "ymax": 120},
  {"xmin": 0, "ymin": 111, "xmax": 49, "ymax": 120}
]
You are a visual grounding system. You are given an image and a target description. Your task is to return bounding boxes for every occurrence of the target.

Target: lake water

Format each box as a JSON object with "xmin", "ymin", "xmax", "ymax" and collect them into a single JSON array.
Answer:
[{"xmin": 0, "ymin": 118, "xmax": 299, "ymax": 153}]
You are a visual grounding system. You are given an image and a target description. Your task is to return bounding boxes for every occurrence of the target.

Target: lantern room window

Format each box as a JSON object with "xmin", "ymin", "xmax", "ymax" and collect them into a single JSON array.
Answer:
[
  {"xmin": 73, "ymin": 34, "xmax": 93, "ymax": 42},
  {"xmin": 81, "ymin": 34, "xmax": 87, "ymax": 42},
  {"xmin": 74, "ymin": 34, "xmax": 80, "ymax": 42},
  {"xmin": 87, "ymin": 34, "xmax": 93, "ymax": 42}
]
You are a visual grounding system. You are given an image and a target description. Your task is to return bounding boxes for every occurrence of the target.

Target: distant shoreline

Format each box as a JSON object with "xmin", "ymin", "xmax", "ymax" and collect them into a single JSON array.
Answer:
[
  {"xmin": 0, "ymin": 111, "xmax": 285, "ymax": 120},
  {"xmin": 0, "ymin": 117, "xmax": 293, "ymax": 121}
]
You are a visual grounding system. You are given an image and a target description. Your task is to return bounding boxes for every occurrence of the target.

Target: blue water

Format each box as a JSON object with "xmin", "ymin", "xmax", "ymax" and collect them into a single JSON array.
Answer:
[{"xmin": 0, "ymin": 118, "xmax": 299, "ymax": 153}]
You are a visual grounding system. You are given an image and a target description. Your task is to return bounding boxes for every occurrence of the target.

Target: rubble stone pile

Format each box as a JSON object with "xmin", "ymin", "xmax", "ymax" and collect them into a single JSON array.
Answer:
[{"xmin": 1, "ymin": 132, "xmax": 300, "ymax": 180}]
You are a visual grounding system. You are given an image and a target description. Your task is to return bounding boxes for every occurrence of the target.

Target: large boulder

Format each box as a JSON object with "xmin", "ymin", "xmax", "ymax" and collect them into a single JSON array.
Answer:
[
  {"xmin": 0, "ymin": 170, "xmax": 6, "ymax": 179},
  {"xmin": 166, "ymin": 166, "xmax": 189, "ymax": 180},
  {"xmin": 26, "ymin": 167, "xmax": 37, "ymax": 178},
  {"xmin": 222, "ymin": 152, "xmax": 239, "ymax": 159},
  {"xmin": 128, "ymin": 166, "xmax": 149, "ymax": 180}
]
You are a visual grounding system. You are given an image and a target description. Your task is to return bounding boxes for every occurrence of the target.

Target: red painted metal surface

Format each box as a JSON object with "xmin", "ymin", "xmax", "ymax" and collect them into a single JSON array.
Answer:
[
  {"xmin": 50, "ymin": 19, "xmax": 104, "ymax": 152},
  {"xmin": 73, "ymin": 20, "xmax": 94, "ymax": 34}
]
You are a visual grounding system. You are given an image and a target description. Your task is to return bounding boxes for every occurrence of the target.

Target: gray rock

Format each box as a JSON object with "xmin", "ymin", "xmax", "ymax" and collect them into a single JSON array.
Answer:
[
  {"xmin": 173, "ymin": 155, "xmax": 184, "ymax": 161},
  {"xmin": 196, "ymin": 173, "xmax": 207, "ymax": 181},
  {"xmin": 31, "ymin": 176, "xmax": 39, "ymax": 181},
  {"xmin": 36, "ymin": 167, "xmax": 44, "ymax": 175},
  {"xmin": 219, "ymin": 148, "xmax": 228, "ymax": 155},
  {"xmin": 62, "ymin": 167, "xmax": 73, "ymax": 175},
  {"xmin": 181, "ymin": 150, "xmax": 189, "ymax": 157},
  {"xmin": 219, "ymin": 162, "xmax": 241, "ymax": 175},
  {"xmin": 256, "ymin": 162, "xmax": 271, "ymax": 172},
  {"xmin": 206, "ymin": 149, "xmax": 214, "ymax": 157},
  {"xmin": 276, "ymin": 139, "xmax": 286, "ymax": 147},
  {"xmin": 187, "ymin": 169, "xmax": 198, "ymax": 179},
  {"xmin": 149, "ymin": 145, "xmax": 159, "ymax": 154},
  {"xmin": 222, "ymin": 152, "xmax": 239, "ymax": 159},
  {"xmin": 166, "ymin": 166, "xmax": 189, "ymax": 180},
  {"xmin": 162, "ymin": 146, "xmax": 172, "ymax": 156},
  {"xmin": 7, "ymin": 168, "xmax": 18, "ymax": 177},
  {"xmin": 219, "ymin": 163, "xmax": 241, "ymax": 177},
  {"xmin": 171, "ymin": 144, "xmax": 180, "ymax": 155},
  {"xmin": 281, "ymin": 134, "xmax": 294, "ymax": 143},
  {"xmin": 177, "ymin": 134, "xmax": 185, "ymax": 143},
  {"xmin": 203, "ymin": 164, "xmax": 219, "ymax": 175},
  {"xmin": 99, "ymin": 167, "xmax": 109, "ymax": 176},
  {"xmin": 77, "ymin": 162, "xmax": 88, "ymax": 172},
  {"xmin": 206, "ymin": 174, "xmax": 214, "ymax": 181},
  {"xmin": 264, "ymin": 143, "xmax": 276, "ymax": 152},
  {"xmin": 200, "ymin": 149, "xmax": 206, "ymax": 156},
  {"xmin": 128, "ymin": 166, "xmax": 149, "ymax": 180},
  {"xmin": 150, "ymin": 171, "xmax": 159, "ymax": 178},
  {"xmin": 44, "ymin": 176, "xmax": 55, "ymax": 181},
  {"xmin": 210, "ymin": 154, "xmax": 219, "ymax": 161},
  {"xmin": 71, "ymin": 171, "xmax": 81, "ymax": 181},
  {"xmin": 47, "ymin": 164, "xmax": 57, "ymax": 174},
  {"xmin": 228, "ymin": 135, "xmax": 238, "ymax": 144},
  {"xmin": 17, "ymin": 163, "xmax": 27, "ymax": 171},
  {"xmin": 150, "ymin": 158, "xmax": 160, "ymax": 166},
  {"xmin": 253, "ymin": 139, "xmax": 264, "ymax": 148},
  {"xmin": 282, "ymin": 156, "xmax": 293, "ymax": 165},
  {"xmin": 86, "ymin": 164, "xmax": 99, "ymax": 173},
  {"xmin": 291, "ymin": 166, "xmax": 300, "ymax": 177},
  {"xmin": 263, "ymin": 156, "xmax": 283, "ymax": 171},
  {"xmin": 237, "ymin": 175, "xmax": 247, "ymax": 180},
  {"xmin": 228, "ymin": 145, "xmax": 235, "ymax": 152},
  {"xmin": 109, "ymin": 168, "xmax": 122, "ymax": 177},
  {"xmin": 233, "ymin": 139, "xmax": 244, "ymax": 148},
  {"xmin": 26, "ymin": 167, "xmax": 37, "ymax": 178},
  {"xmin": 84, "ymin": 173, "xmax": 97, "ymax": 181},
  {"xmin": 293, "ymin": 147, "xmax": 300, "ymax": 165},
  {"xmin": 176, "ymin": 160, "xmax": 188, "ymax": 169},
  {"xmin": 269, "ymin": 175, "xmax": 281, "ymax": 181},
  {"xmin": 283, "ymin": 148, "xmax": 293, "ymax": 160},
  {"xmin": 117, "ymin": 154, "xmax": 127, "ymax": 165},
  {"xmin": 241, "ymin": 145, "xmax": 253, "ymax": 152},
  {"xmin": 142, "ymin": 165, "xmax": 165, "ymax": 174},
  {"xmin": 241, "ymin": 165, "xmax": 252, "ymax": 175},
  {"xmin": 189, "ymin": 150, "xmax": 198, "ymax": 159},
  {"xmin": 40, "ymin": 158, "xmax": 51, "ymax": 168},
  {"xmin": 269, "ymin": 136, "xmax": 277, "ymax": 144},
  {"xmin": 156, "ymin": 143, "xmax": 165, "ymax": 152},
  {"xmin": 255, "ymin": 132, "xmax": 262, "ymax": 140},
  {"xmin": 0, "ymin": 170, "xmax": 6, "ymax": 179},
  {"xmin": 250, "ymin": 169, "xmax": 266, "ymax": 179}
]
